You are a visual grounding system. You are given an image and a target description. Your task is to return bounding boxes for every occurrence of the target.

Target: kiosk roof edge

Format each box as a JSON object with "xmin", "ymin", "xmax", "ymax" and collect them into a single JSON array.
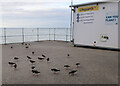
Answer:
[{"xmin": 69, "ymin": 0, "xmax": 120, "ymax": 7}]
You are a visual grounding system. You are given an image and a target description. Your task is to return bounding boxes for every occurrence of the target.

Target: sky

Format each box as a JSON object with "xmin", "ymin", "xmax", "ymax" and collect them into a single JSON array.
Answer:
[{"xmin": 0, "ymin": 0, "xmax": 115, "ymax": 28}]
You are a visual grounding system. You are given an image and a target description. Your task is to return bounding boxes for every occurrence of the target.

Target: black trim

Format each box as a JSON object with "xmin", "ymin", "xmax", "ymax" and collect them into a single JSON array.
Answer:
[
  {"xmin": 70, "ymin": 1, "xmax": 120, "ymax": 7},
  {"xmin": 74, "ymin": 44, "xmax": 120, "ymax": 51}
]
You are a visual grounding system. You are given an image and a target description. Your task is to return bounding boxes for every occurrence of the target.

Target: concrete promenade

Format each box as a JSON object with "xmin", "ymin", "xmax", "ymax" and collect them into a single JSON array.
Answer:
[{"xmin": 2, "ymin": 41, "xmax": 118, "ymax": 84}]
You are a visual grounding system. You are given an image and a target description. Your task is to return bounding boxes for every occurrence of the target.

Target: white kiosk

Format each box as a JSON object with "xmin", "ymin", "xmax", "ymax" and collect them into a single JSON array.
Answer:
[{"xmin": 71, "ymin": 0, "xmax": 120, "ymax": 50}]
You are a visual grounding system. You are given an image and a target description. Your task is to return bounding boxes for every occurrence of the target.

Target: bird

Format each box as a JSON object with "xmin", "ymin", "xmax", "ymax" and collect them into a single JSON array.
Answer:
[
  {"xmin": 32, "ymin": 70, "xmax": 40, "ymax": 75},
  {"xmin": 47, "ymin": 58, "xmax": 49, "ymax": 62},
  {"xmin": 26, "ymin": 46, "xmax": 29, "ymax": 49},
  {"xmin": 38, "ymin": 57, "xmax": 44, "ymax": 60},
  {"xmin": 8, "ymin": 62, "xmax": 15, "ymax": 66},
  {"xmin": 31, "ymin": 66, "xmax": 35, "ymax": 69},
  {"xmin": 21, "ymin": 42, "xmax": 24, "ymax": 45},
  {"xmin": 11, "ymin": 46, "xmax": 13, "ymax": 49},
  {"xmin": 27, "ymin": 56, "xmax": 31, "ymax": 59},
  {"xmin": 30, "ymin": 60, "xmax": 35, "ymax": 64},
  {"xmin": 14, "ymin": 57, "xmax": 19, "ymax": 60},
  {"xmin": 51, "ymin": 68, "xmax": 60, "ymax": 74},
  {"xmin": 76, "ymin": 63, "xmax": 80, "ymax": 67},
  {"xmin": 32, "ymin": 52, "xmax": 35, "ymax": 55},
  {"xmin": 67, "ymin": 54, "xmax": 70, "ymax": 57},
  {"xmin": 42, "ymin": 54, "xmax": 46, "ymax": 58},
  {"xmin": 64, "ymin": 65, "xmax": 70, "ymax": 69},
  {"xmin": 69, "ymin": 70, "xmax": 77, "ymax": 75},
  {"xmin": 13, "ymin": 63, "xmax": 17, "ymax": 70}
]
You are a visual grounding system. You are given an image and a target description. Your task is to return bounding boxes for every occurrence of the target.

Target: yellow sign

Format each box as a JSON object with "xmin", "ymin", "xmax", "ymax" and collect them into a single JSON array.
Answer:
[{"xmin": 78, "ymin": 5, "xmax": 99, "ymax": 13}]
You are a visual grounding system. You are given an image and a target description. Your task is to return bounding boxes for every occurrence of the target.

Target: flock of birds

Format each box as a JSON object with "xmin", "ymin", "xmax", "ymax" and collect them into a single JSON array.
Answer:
[{"xmin": 8, "ymin": 42, "xmax": 80, "ymax": 76}]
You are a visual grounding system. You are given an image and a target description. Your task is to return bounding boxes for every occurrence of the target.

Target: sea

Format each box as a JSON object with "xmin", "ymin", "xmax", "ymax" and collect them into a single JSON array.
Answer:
[{"xmin": 0, "ymin": 28, "xmax": 71, "ymax": 44}]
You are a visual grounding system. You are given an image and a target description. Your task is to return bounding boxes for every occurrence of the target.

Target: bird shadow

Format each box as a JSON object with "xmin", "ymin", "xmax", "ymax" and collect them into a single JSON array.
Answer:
[
  {"xmin": 68, "ymin": 74, "xmax": 78, "ymax": 77},
  {"xmin": 46, "ymin": 61, "xmax": 52, "ymax": 63}
]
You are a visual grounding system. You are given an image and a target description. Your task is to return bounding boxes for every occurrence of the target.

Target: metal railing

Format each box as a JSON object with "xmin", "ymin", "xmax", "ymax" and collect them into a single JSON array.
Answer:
[{"xmin": 0, "ymin": 28, "xmax": 72, "ymax": 44}]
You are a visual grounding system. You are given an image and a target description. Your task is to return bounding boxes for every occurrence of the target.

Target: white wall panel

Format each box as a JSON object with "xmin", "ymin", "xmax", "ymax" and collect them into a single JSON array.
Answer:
[{"xmin": 73, "ymin": 2, "xmax": 119, "ymax": 49}]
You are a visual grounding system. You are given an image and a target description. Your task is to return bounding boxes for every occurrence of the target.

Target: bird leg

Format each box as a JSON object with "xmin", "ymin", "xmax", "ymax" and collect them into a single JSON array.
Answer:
[
  {"xmin": 76, "ymin": 65, "xmax": 79, "ymax": 68},
  {"xmin": 31, "ymin": 63, "xmax": 35, "ymax": 65},
  {"xmin": 14, "ymin": 68, "xmax": 17, "ymax": 71},
  {"xmin": 54, "ymin": 72, "xmax": 56, "ymax": 74},
  {"xmin": 32, "ymin": 73, "xmax": 35, "ymax": 76},
  {"xmin": 64, "ymin": 68, "xmax": 68, "ymax": 70},
  {"xmin": 71, "ymin": 74, "xmax": 74, "ymax": 76},
  {"xmin": 10, "ymin": 65, "xmax": 12, "ymax": 67},
  {"xmin": 36, "ymin": 74, "xmax": 39, "ymax": 76}
]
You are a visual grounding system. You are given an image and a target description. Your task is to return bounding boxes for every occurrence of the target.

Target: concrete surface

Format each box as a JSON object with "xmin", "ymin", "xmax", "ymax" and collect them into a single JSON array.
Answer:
[
  {"xmin": 0, "ymin": 44, "xmax": 2, "ymax": 85},
  {"xmin": 2, "ymin": 41, "xmax": 118, "ymax": 84}
]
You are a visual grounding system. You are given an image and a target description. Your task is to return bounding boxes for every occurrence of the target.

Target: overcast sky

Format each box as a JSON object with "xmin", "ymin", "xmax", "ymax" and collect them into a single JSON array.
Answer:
[{"xmin": 0, "ymin": 0, "xmax": 113, "ymax": 28}]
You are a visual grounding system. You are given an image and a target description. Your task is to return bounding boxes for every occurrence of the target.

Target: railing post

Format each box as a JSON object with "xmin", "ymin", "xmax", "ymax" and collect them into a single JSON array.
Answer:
[
  {"xmin": 39, "ymin": 28, "xmax": 40, "ymax": 41},
  {"xmin": 37, "ymin": 28, "xmax": 39, "ymax": 42},
  {"xmin": 54, "ymin": 28, "xmax": 55, "ymax": 41},
  {"xmin": 70, "ymin": 27, "xmax": 72, "ymax": 42},
  {"xmin": 66, "ymin": 28, "xmax": 68, "ymax": 42},
  {"xmin": 22, "ymin": 28, "xmax": 24, "ymax": 43},
  {"xmin": 49, "ymin": 28, "xmax": 50, "ymax": 41},
  {"xmin": 4, "ymin": 28, "xmax": 6, "ymax": 44}
]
